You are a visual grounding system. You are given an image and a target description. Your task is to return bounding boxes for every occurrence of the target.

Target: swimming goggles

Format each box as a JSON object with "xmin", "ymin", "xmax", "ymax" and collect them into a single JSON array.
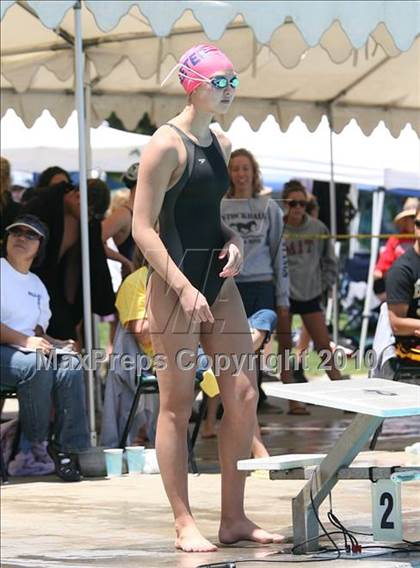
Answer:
[
  {"xmin": 210, "ymin": 75, "xmax": 239, "ymax": 89},
  {"xmin": 161, "ymin": 62, "xmax": 239, "ymax": 90}
]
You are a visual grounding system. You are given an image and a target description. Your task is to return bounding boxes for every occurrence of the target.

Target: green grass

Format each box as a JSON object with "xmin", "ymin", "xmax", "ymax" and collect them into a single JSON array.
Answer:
[
  {"xmin": 265, "ymin": 341, "xmax": 367, "ymax": 377},
  {"xmin": 99, "ymin": 322, "xmax": 111, "ymax": 350},
  {"xmin": 289, "ymin": 315, "xmax": 367, "ymax": 376},
  {"xmin": 301, "ymin": 349, "xmax": 367, "ymax": 377}
]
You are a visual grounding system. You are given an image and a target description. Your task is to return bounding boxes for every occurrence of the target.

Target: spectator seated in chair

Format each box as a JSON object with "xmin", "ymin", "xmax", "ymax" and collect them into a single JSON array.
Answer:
[
  {"xmin": 373, "ymin": 197, "xmax": 418, "ymax": 302},
  {"xmin": 0, "ymin": 215, "xmax": 90, "ymax": 481},
  {"xmin": 100, "ymin": 248, "xmax": 157, "ymax": 448},
  {"xmin": 375, "ymin": 203, "xmax": 420, "ymax": 379},
  {"xmin": 100, "ymin": 248, "xmax": 219, "ymax": 448}
]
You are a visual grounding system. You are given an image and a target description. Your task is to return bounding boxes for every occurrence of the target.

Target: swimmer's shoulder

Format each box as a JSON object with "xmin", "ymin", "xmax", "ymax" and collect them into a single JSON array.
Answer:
[{"xmin": 142, "ymin": 124, "xmax": 182, "ymax": 166}]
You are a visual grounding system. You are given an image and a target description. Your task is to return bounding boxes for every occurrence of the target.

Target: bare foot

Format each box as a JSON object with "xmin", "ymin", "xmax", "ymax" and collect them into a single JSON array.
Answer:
[
  {"xmin": 219, "ymin": 517, "xmax": 285, "ymax": 545},
  {"xmin": 175, "ymin": 524, "xmax": 218, "ymax": 552}
]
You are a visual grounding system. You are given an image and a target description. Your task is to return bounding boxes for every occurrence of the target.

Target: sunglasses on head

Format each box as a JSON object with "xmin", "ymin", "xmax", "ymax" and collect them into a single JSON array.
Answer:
[
  {"xmin": 210, "ymin": 75, "xmax": 240, "ymax": 89},
  {"xmin": 288, "ymin": 199, "xmax": 307, "ymax": 208},
  {"xmin": 414, "ymin": 219, "xmax": 420, "ymax": 229},
  {"xmin": 63, "ymin": 181, "xmax": 78, "ymax": 194},
  {"xmin": 8, "ymin": 227, "xmax": 41, "ymax": 241}
]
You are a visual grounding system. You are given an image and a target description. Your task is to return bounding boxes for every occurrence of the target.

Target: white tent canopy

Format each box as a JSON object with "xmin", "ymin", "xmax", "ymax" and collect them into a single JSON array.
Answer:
[
  {"xmin": 0, "ymin": 108, "xmax": 149, "ymax": 172},
  {"xmin": 225, "ymin": 116, "xmax": 420, "ymax": 188},
  {"xmin": 3, "ymin": 108, "xmax": 419, "ymax": 188},
  {"xmin": 2, "ymin": 1, "xmax": 419, "ymax": 440},
  {"xmin": 1, "ymin": 1, "xmax": 419, "ymax": 136}
]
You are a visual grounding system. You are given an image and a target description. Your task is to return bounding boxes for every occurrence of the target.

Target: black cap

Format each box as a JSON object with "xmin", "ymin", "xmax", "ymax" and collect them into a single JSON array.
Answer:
[
  {"xmin": 121, "ymin": 162, "xmax": 139, "ymax": 189},
  {"xmin": 6, "ymin": 214, "xmax": 49, "ymax": 241}
]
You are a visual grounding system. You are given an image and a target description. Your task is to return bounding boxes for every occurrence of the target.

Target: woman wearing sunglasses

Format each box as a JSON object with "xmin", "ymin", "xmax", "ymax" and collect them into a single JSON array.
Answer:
[
  {"xmin": 282, "ymin": 180, "xmax": 343, "ymax": 381},
  {"xmin": 0, "ymin": 215, "xmax": 89, "ymax": 481},
  {"xmin": 133, "ymin": 44, "xmax": 282, "ymax": 552}
]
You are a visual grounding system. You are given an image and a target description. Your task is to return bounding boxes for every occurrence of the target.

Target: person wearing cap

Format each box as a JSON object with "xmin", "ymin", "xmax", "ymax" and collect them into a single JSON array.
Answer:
[
  {"xmin": 102, "ymin": 162, "xmax": 138, "ymax": 279},
  {"xmin": 22, "ymin": 178, "xmax": 115, "ymax": 340},
  {"xmin": 385, "ymin": 202, "xmax": 420, "ymax": 366},
  {"xmin": 0, "ymin": 214, "xmax": 90, "ymax": 481},
  {"xmin": 374, "ymin": 197, "xmax": 418, "ymax": 300}
]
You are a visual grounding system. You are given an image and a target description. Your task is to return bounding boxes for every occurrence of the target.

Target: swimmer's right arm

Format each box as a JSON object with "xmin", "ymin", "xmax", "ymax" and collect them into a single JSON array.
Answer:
[
  {"xmin": 132, "ymin": 132, "xmax": 214, "ymax": 323},
  {"xmin": 133, "ymin": 133, "xmax": 189, "ymax": 293}
]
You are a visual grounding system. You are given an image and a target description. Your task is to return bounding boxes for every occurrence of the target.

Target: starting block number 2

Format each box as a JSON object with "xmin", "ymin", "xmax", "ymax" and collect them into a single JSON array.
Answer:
[{"xmin": 371, "ymin": 479, "xmax": 403, "ymax": 542}]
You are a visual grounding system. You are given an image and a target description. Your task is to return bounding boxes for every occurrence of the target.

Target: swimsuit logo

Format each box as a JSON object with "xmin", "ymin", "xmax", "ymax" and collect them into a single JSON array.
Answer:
[{"xmin": 198, "ymin": 158, "xmax": 206, "ymax": 164}]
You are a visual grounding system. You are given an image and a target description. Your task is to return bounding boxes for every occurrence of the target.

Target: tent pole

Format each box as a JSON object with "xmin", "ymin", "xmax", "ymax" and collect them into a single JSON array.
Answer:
[
  {"xmin": 359, "ymin": 187, "xmax": 386, "ymax": 363},
  {"xmin": 74, "ymin": 1, "xmax": 97, "ymax": 446},
  {"xmin": 327, "ymin": 105, "xmax": 339, "ymax": 345},
  {"xmin": 83, "ymin": 62, "xmax": 103, "ymax": 413},
  {"xmin": 84, "ymin": 62, "xmax": 92, "ymax": 175}
]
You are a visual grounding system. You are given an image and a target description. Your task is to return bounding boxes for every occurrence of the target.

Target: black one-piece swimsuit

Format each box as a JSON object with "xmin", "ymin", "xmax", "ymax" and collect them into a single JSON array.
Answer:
[{"xmin": 157, "ymin": 124, "xmax": 229, "ymax": 306}]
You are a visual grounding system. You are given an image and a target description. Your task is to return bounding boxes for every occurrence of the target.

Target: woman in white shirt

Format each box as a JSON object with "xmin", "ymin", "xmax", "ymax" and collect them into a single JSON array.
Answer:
[{"xmin": 0, "ymin": 215, "xmax": 89, "ymax": 481}]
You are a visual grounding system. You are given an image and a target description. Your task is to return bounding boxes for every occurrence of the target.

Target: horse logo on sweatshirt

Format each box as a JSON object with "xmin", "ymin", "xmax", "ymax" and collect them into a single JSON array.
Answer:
[{"xmin": 230, "ymin": 220, "xmax": 258, "ymax": 235}]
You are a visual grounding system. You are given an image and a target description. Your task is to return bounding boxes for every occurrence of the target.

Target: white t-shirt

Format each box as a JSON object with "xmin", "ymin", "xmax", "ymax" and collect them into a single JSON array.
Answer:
[{"xmin": 0, "ymin": 257, "xmax": 51, "ymax": 336}]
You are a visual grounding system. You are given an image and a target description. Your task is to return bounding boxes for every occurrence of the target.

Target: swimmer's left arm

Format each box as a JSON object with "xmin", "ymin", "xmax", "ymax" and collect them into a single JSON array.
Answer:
[
  {"xmin": 219, "ymin": 221, "xmax": 243, "ymax": 278},
  {"xmin": 212, "ymin": 129, "xmax": 243, "ymax": 277}
]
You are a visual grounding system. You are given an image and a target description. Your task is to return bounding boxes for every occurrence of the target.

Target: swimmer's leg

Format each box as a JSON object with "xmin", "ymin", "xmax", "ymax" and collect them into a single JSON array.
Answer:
[
  {"xmin": 200, "ymin": 278, "xmax": 285, "ymax": 546},
  {"xmin": 147, "ymin": 273, "xmax": 217, "ymax": 552}
]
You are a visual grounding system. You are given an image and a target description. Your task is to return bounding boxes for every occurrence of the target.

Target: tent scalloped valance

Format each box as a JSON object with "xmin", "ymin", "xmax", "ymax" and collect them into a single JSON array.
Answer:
[
  {"xmin": 2, "ymin": 89, "xmax": 419, "ymax": 138},
  {"xmin": 1, "ymin": 0, "xmax": 419, "ymax": 50}
]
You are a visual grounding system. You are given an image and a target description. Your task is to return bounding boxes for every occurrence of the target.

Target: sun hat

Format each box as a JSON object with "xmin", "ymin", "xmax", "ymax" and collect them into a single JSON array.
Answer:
[
  {"xmin": 394, "ymin": 197, "xmax": 419, "ymax": 225},
  {"xmin": 6, "ymin": 214, "xmax": 49, "ymax": 240}
]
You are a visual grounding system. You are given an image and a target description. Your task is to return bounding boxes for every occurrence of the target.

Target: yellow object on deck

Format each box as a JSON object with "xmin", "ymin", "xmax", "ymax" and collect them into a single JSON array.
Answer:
[{"xmin": 200, "ymin": 369, "xmax": 220, "ymax": 398}]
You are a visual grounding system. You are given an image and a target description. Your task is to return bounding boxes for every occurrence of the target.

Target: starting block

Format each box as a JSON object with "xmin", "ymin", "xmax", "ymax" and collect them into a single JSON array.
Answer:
[
  {"xmin": 238, "ymin": 378, "xmax": 420, "ymax": 553},
  {"xmin": 238, "ymin": 454, "xmax": 326, "ymax": 472}
]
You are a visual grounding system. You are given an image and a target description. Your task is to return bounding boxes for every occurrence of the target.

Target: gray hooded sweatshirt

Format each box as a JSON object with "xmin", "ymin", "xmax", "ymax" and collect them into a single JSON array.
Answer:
[
  {"xmin": 221, "ymin": 196, "xmax": 289, "ymax": 307},
  {"xmin": 284, "ymin": 214, "xmax": 338, "ymax": 301}
]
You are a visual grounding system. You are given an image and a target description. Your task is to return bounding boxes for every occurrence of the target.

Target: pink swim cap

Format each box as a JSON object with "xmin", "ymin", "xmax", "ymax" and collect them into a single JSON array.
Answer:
[{"xmin": 178, "ymin": 44, "xmax": 234, "ymax": 95}]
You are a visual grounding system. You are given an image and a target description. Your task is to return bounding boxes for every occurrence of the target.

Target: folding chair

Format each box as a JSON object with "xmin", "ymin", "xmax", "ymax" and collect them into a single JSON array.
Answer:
[
  {"xmin": 118, "ymin": 372, "xmax": 158, "ymax": 450},
  {"xmin": 0, "ymin": 386, "xmax": 20, "ymax": 483}
]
